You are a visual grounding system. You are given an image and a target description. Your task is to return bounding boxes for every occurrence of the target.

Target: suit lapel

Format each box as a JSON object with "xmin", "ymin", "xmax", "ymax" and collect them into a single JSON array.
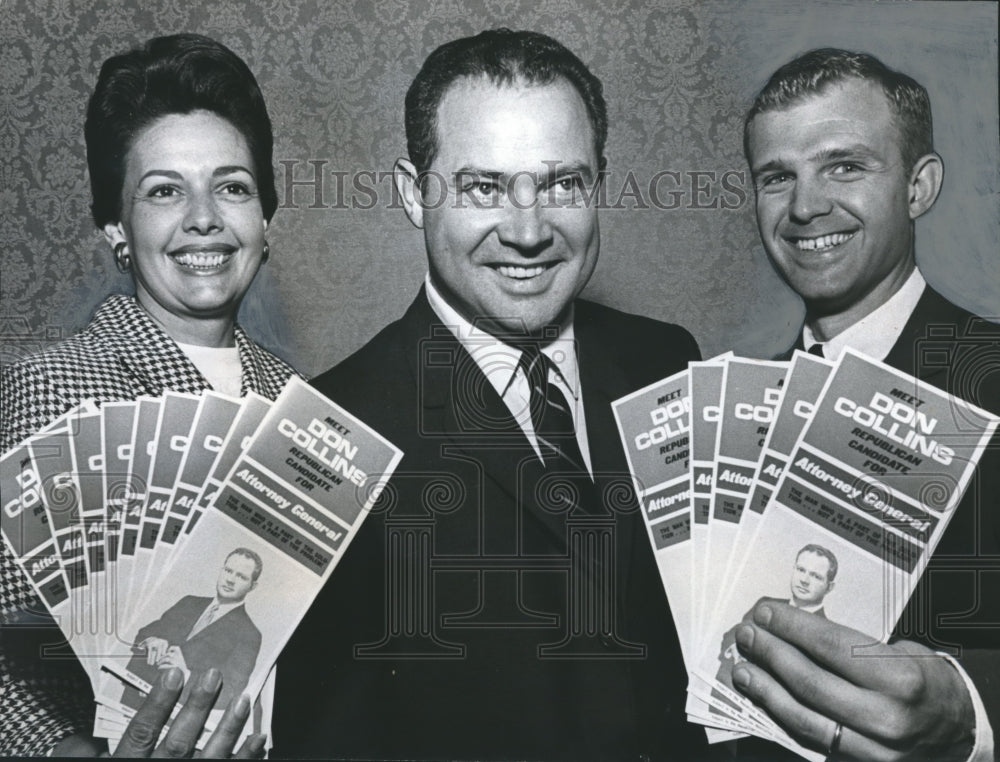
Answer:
[
  {"xmin": 234, "ymin": 326, "xmax": 266, "ymax": 397},
  {"xmin": 401, "ymin": 290, "xmax": 535, "ymax": 499},
  {"xmin": 576, "ymin": 319, "xmax": 630, "ymax": 483},
  {"xmin": 575, "ymin": 302, "xmax": 647, "ymax": 508},
  {"xmin": 92, "ymin": 296, "xmax": 208, "ymax": 396},
  {"xmin": 574, "ymin": 307, "xmax": 645, "ymax": 603},
  {"xmin": 883, "ymin": 287, "xmax": 967, "ymax": 387},
  {"xmin": 182, "ymin": 596, "xmax": 214, "ymax": 641}
]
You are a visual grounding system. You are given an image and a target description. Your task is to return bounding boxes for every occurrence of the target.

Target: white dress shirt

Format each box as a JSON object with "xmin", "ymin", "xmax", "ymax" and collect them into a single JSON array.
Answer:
[
  {"xmin": 424, "ymin": 275, "xmax": 593, "ymax": 474},
  {"xmin": 802, "ymin": 268, "xmax": 926, "ymax": 361}
]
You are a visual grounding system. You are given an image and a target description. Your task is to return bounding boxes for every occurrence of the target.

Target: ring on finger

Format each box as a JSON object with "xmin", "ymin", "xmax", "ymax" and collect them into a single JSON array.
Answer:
[{"xmin": 826, "ymin": 721, "xmax": 843, "ymax": 759}]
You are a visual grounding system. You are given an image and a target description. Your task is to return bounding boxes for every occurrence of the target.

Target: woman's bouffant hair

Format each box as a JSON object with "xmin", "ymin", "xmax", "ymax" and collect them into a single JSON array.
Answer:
[{"xmin": 85, "ymin": 33, "xmax": 277, "ymax": 227}]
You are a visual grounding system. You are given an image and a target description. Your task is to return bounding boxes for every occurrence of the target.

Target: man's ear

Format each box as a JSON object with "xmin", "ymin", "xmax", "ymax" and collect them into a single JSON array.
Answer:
[
  {"xmin": 908, "ymin": 152, "xmax": 944, "ymax": 220},
  {"xmin": 394, "ymin": 158, "xmax": 424, "ymax": 229},
  {"xmin": 103, "ymin": 222, "xmax": 126, "ymax": 249}
]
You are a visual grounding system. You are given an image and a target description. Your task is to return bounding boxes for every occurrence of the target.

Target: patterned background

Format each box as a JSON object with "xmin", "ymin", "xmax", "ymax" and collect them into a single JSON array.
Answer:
[{"xmin": 1, "ymin": 0, "xmax": 997, "ymax": 377}]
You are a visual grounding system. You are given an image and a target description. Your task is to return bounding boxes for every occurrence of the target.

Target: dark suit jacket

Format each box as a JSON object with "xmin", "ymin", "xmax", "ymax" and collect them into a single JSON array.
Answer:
[
  {"xmin": 274, "ymin": 289, "xmax": 716, "ymax": 760},
  {"xmin": 127, "ymin": 595, "xmax": 261, "ymax": 710},
  {"xmin": 791, "ymin": 286, "xmax": 1000, "ymax": 739}
]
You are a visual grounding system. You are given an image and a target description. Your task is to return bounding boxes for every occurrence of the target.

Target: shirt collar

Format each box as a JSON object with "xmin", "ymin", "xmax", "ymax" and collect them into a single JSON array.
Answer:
[
  {"xmin": 789, "ymin": 597, "xmax": 825, "ymax": 614},
  {"xmin": 424, "ymin": 274, "xmax": 579, "ymax": 402},
  {"xmin": 803, "ymin": 268, "xmax": 925, "ymax": 362},
  {"xmin": 209, "ymin": 598, "xmax": 244, "ymax": 617}
]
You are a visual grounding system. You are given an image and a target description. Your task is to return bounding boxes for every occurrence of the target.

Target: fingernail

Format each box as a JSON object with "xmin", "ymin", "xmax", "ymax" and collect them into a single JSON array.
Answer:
[
  {"xmin": 736, "ymin": 624, "xmax": 754, "ymax": 650},
  {"xmin": 754, "ymin": 604, "xmax": 773, "ymax": 627},
  {"xmin": 235, "ymin": 693, "xmax": 251, "ymax": 719},
  {"xmin": 164, "ymin": 667, "xmax": 184, "ymax": 690},
  {"xmin": 201, "ymin": 668, "xmax": 222, "ymax": 692},
  {"xmin": 732, "ymin": 667, "xmax": 750, "ymax": 690},
  {"xmin": 248, "ymin": 734, "xmax": 267, "ymax": 755}
]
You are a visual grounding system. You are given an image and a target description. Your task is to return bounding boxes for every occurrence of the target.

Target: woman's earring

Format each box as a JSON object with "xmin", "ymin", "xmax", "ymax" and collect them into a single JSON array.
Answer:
[
  {"xmin": 262, "ymin": 240, "xmax": 270, "ymax": 264},
  {"xmin": 114, "ymin": 242, "xmax": 131, "ymax": 273}
]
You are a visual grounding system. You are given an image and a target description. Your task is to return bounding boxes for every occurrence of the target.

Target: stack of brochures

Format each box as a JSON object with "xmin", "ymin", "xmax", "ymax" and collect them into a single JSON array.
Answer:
[
  {"xmin": 1, "ymin": 377, "xmax": 402, "ymax": 750},
  {"xmin": 4, "ymin": 350, "xmax": 995, "ymax": 757},
  {"xmin": 612, "ymin": 348, "xmax": 998, "ymax": 759}
]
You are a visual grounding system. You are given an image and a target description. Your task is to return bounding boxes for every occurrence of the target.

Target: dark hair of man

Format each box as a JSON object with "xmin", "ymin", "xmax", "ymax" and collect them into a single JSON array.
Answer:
[
  {"xmin": 797, "ymin": 543, "xmax": 838, "ymax": 583},
  {"xmin": 744, "ymin": 48, "xmax": 933, "ymax": 174},
  {"xmin": 227, "ymin": 547, "xmax": 264, "ymax": 583},
  {"xmin": 404, "ymin": 28, "xmax": 608, "ymax": 178},
  {"xmin": 85, "ymin": 33, "xmax": 277, "ymax": 227}
]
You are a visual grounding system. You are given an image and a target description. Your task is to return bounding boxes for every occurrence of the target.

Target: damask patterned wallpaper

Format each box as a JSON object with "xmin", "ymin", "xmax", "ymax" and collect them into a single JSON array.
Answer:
[{"xmin": 2, "ymin": 0, "xmax": 997, "ymax": 376}]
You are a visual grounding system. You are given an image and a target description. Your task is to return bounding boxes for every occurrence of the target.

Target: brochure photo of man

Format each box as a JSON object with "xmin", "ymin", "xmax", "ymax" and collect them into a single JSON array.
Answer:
[
  {"xmin": 126, "ymin": 548, "xmax": 264, "ymax": 709},
  {"xmin": 715, "ymin": 544, "xmax": 838, "ymax": 687}
]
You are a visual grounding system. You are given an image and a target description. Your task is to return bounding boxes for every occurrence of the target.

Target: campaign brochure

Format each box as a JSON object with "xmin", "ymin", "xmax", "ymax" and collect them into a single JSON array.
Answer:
[
  {"xmin": 134, "ymin": 393, "xmax": 201, "ymax": 600},
  {"xmin": 612, "ymin": 368, "xmax": 695, "ymax": 661},
  {"xmin": 116, "ymin": 397, "xmax": 161, "ymax": 611},
  {"xmin": 723, "ymin": 352, "xmax": 835, "ymax": 632},
  {"xmin": 68, "ymin": 409, "xmax": 119, "ymax": 672},
  {"xmin": 701, "ymin": 358, "xmax": 788, "ymax": 647},
  {"xmin": 687, "ymin": 357, "xmax": 728, "ymax": 644},
  {"xmin": 189, "ymin": 393, "xmax": 272, "ymax": 540},
  {"xmin": 100, "ymin": 400, "xmax": 138, "ymax": 570},
  {"xmin": 1, "ymin": 416, "xmax": 76, "ymax": 611},
  {"xmin": 161, "ymin": 392, "xmax": 241, "ymax": 550}
]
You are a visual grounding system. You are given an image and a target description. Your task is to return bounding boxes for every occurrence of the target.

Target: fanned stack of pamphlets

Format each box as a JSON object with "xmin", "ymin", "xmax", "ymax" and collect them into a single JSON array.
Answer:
[
  {"xmin": 1, "ymin": 377, "xmax": 402, "ymax": 751},
  {"xmin": 613, "ymin": 348, "xmax": 998, "ymax": 759}
]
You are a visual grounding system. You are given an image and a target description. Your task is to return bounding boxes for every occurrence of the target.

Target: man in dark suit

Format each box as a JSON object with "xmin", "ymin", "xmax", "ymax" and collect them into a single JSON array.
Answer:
[
  {"xmin": 126, "ymin": 547, "xmax": 262, "ymax": 711},
  {"xmin": 733, "ymin": 49, "xmax": 998, "ymax": 761},
  {"xmin": 274, "ymin": 29, "xmax": 712, "ymax": 760}
]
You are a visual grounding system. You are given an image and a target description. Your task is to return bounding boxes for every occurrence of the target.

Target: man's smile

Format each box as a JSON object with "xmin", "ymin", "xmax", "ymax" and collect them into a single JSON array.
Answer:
[
  {"xmin": 786, "ymin": 231, "xmax": 857, "ymax": 252},
  {"xmin": 492, "ymin": 262, "xmax": 558, "ymax": 279}
]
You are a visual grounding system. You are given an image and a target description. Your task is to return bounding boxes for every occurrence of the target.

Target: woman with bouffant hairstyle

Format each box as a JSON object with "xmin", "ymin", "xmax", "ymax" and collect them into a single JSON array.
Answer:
[{"xmin": 1, "ymin": 33, "xmax": 299, "ymax": 757}]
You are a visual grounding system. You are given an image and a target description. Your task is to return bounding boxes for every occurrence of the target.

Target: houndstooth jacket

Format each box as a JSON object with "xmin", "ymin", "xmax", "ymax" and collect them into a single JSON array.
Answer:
[{"xmin": 0, "ymin": 294, "xmax": 299, "ymax": 755}]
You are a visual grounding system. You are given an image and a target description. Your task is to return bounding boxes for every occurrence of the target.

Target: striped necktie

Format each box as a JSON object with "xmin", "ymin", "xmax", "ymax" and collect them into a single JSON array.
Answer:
[
  {"xmin": 189, "ymin": 601, "xmax": 220, "ymax": 639},
  {"xmin": 516, "ymin": 343, "xmax": 586, "ymax": 471}
]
